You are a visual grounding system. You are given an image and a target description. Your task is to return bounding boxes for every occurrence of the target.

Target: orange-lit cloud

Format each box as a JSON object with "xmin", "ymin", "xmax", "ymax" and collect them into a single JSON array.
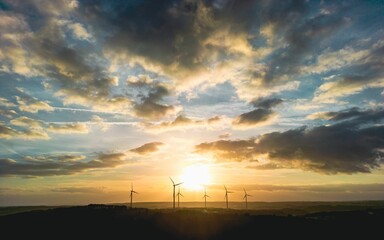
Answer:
[{"xmin": 130, "ymin": 142, "xmax": 164, "ymax": 155}]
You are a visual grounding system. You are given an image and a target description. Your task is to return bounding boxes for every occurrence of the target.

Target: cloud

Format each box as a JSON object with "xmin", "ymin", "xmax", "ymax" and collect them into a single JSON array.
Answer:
[
  {"xmin": 90, "ymin": 115, "xmax": 109, "ymax": 131},
  {"xmin": 47, "ymin": 123, "xmax": 89, "ymax": 134},
  {"xmin": 2, "ymin": 0, "xmax": 368, "ymax": 116},
  {"xmin": 0, "ymin": 5, "xmax": 132, "ymax": 113},
  {"xmin": 307, "ymin": 107, "xmax": 384, "ymax": 123},
  {"xmin": 0, "ymin": 108, "xmax": 17, "ymax": 118},
  {"xmin": 15, "ymin": 95, "xmax": 54, "ymax": 113},
  {"xmin": 195, "ymin": 139, "xmax": 259, "ymax": 162},
  {"xmin": 0, "ymin": 121, "xmax": 49, "ymax": 140},
  {"xmin": 232, "ymin": 108, "xmax": 277, "ymax": 128},
  {"xmin": 0, "ymin": 11, "xmax": 35, "ymax": 76},
  {"xmin": 262, "ymin": 12, "xmax": 347, "ymax": 85},
  {"xmin": 127, "ymin": 76, "xmax": 181, "ymax": 119},
  {"xmin": 313, "ymin": 40, "xmax": 384, "ymax": 103},
  {"xmin": 51, "ymin": 187, "xmax": 105, "ymax": 194},
  {"xmin": 197, "ymin": 107, "xmax": 384, "ymax": 174},
  {"xmin": 2, "ymin": 116, "xmax": 91, "ymax": 139},
  {"xmin": 67, "ymin": 22, "xmax": 92, "ymax": 41},
  {"xmin": 228, "ymin": 183, "xmax": 384, "ymax": 193},
  {"xmin": 0, "ymin": 122, "xmax": 19, "ymax": 139},
  {"xmin": 0, "ymin": 97, "xmax": 16, "ymax": 108},
  {"xmin": 251, "ymin": 97, "xmax": 283, "ymax": 109},
  {"xmin": 233, "ymin": 97, "xmax": 283, "ymax": 128},
  {"xmin": 301, "ymin": 45, "xmax": 370, "ymax": 75},
  {"xmin": 0, "ymin": 152, "xmax": 128, "ymax": 177},
  {"xmin": 140, "ymin": 115, "xmax": 225, "ymax": 132},
  {"xmin": 10, "ymin": 116, "xmax": 44, "ymax": 128},
  {"xmin": 219, "ymin": 132, "xmax": 231, "ymax": 139},
  {"xmin": 76, "ymin": 0, "xmax": 348, "ymax": 100},
  {"xmin": 130, "ymin": 142, "xmax": 164, "ymax": 155}
]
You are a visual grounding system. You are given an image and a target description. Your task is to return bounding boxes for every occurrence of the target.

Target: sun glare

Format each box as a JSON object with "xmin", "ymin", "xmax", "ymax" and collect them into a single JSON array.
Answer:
[{"xmin": 180, "ymin": 164, "xmax": 212, "ymax": 191}]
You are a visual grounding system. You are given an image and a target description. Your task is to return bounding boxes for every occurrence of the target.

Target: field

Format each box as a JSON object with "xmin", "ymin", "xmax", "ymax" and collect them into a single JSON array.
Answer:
[{"xmin": 1, "ymin": 201, "xmax": 383, "ymax": 239}]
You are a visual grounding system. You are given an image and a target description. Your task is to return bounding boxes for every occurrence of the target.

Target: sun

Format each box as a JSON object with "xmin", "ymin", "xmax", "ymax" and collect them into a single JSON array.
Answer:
[{"xmin": 180, "ymin": 164, "xmax": 212, "ymax": 191}]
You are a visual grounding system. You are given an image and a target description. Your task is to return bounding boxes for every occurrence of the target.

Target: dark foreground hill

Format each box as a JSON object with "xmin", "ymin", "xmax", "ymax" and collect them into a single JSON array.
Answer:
[{"xmin": 1, "ymin": 204, "xmax": 383, "ymax": 239}]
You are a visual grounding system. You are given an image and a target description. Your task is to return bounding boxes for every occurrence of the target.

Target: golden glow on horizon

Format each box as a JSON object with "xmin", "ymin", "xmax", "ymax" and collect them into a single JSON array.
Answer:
[{"xmin": 180, "ymin": 164, "xmax": 212, "ymax": 191}]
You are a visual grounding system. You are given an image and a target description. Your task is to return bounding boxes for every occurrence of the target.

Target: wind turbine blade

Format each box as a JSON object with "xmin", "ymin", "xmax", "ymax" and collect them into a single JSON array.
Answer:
[
  {"xmin": 227, "ymin": 191, "xmax": 233, "ymax": 193},
  {"xmin": 180, "ymin": 193, "xmax": 184, "ymax": 197},
  {"xmin": 175, "ymin": 182, "xmax": 183, "ymax": 186},
  {"xmin": 133, "ymin": 191, "xmax": 138, "ymax": 194},
  {"xmin": 224, "ymin": 185, "xmax": 227, "ymax": 191},
  {"xmin": 169, "ymin": 177, "xmax": 175, "ymax": 185}
]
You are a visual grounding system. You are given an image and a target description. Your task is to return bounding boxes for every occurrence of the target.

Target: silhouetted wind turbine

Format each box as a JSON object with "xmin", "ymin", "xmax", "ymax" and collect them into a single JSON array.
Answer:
[
  {"xmin": 202, "ymin": 188, "xmax": 209, "ymax": 209},
  {"xmin": 176, "ymin": 186, "xmax": 184, "ymax": 208},
  {"xmin": 130, "ymin": 183, "xmax": 138, "ymax": 208},
  {"xmin": 243, "ymin": 188, "xmax": 251, "ymax": 209},
  {"xmin": 169, "ymin": 177, "xmax": 183, "ymax": 209},
  {"xmin": 224, "ymin": 185, "xmax": 233, "ymax": 209}
]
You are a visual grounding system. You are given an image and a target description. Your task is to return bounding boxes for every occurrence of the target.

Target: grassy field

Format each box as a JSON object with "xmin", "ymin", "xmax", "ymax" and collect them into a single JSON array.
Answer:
[
  {"xmin": 1, "ymin": 203, "xmax": 383, "ymax": 239},
  {"xmin": 1, "ymin": 200, "xmax": 384, "ymax": 216}
]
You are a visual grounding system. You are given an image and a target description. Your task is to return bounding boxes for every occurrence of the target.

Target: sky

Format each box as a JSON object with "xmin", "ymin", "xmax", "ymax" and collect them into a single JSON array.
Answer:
[{"xmin": 0, "ymin": 0, "xmax": 384, "ymax": 206}]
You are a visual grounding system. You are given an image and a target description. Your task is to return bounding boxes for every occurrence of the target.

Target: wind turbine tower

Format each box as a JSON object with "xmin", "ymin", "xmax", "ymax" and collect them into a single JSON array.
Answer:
[
  {"xmin": 130, "ymin": 183, "xmax": 138, "ymax": 208},
  {"xmin": 202, "ymin": 188, "xmax": 209, "ymax": 209},
  {"xmin": 224, "ymin": 185, "xmax": 233, "ymax": 209},
  {"xmin": 176, "ymin": 186, "xmax": 184, "ymax": 208},
  {"xmin": 243, "ymin": 188, "xmax": 251, "ymax": 209},
  {"xmin": 169, "ymin": 177, "xmax": 183, "ymax": 209}
]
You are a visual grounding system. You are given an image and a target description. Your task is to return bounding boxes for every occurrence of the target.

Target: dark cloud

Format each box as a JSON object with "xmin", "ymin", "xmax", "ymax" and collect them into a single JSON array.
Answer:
[
  {"xmin": 309, "ymin": 108, "xmax": 384, "ymax": 123},
  {"xmin": 78, "ymin": 0, "xmax": 212, "ymax": 75},
  {"xmin": 0, "ymin": 152, "xmax": 127, "ymax": 177},
  {"xmin": 127, "ymin": 77, "xmax": 179, "ymax": 119},
  {"xmin": 233, "ymin": 97, "xmax": 283, "ymax": 127},
  {"xmin": 251, "ymin": 97, "xmax": 283, "ymax": 109},
  {"xmin": 232, "ymin": 108, "xmax": 276, "ymax": 127},
  {"xmin": 195, "ymin": 139, "xmax": 258, "ymax": 162},
  {"xmin": 263, "ymin": 12, "xmax": 347, "ymax": 85},
  {"xmin": 197, "ymin": 108, "xmax": 384, "ymax": 174},
  {"xmin": 130, "ymin": 142, "xmax": 164, "ymax": 155},
  {"xmin": 76, "ymin": 0, "xmax": 341, "ymax": 88}
]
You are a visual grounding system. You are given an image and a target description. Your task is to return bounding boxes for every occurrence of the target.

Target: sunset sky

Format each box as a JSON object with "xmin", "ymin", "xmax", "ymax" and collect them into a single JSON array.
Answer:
[{"xmin": 1, "ymin": 0, "xmax": 384, "ymax": 206}]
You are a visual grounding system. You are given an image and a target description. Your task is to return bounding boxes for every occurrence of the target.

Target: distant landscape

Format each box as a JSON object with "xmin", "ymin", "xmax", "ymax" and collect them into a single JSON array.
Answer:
[
  {"xmin": 1, "ymin": 201, "xmax": 383, "ymax": 239},
  {"xmin": 3, "ymin": 200, "xmax": 384, "ymax": 216}
]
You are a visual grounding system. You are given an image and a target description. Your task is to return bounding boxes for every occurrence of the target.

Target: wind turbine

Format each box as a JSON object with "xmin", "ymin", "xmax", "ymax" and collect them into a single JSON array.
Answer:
[
  {"xmin": 130, "ymin": 183, "xmax": 138, "ymax": 208},
  {"xmin": 202, "ymin": 188, "xmax": 209, "ymax": 209},
  {"xmin": 169, "ymin": 177, "xmax": 183, "ymax": 209},
  {"xmin": 243, "ymin": 188, "xmax": 251, "ymax": 209},
  {"xmin": 224, "ymin": 185, "xmax": 233, "ymax": 209},
  {"xmin": 176, "ymin": 186, "xmax": 184, "ymax": 208}
]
